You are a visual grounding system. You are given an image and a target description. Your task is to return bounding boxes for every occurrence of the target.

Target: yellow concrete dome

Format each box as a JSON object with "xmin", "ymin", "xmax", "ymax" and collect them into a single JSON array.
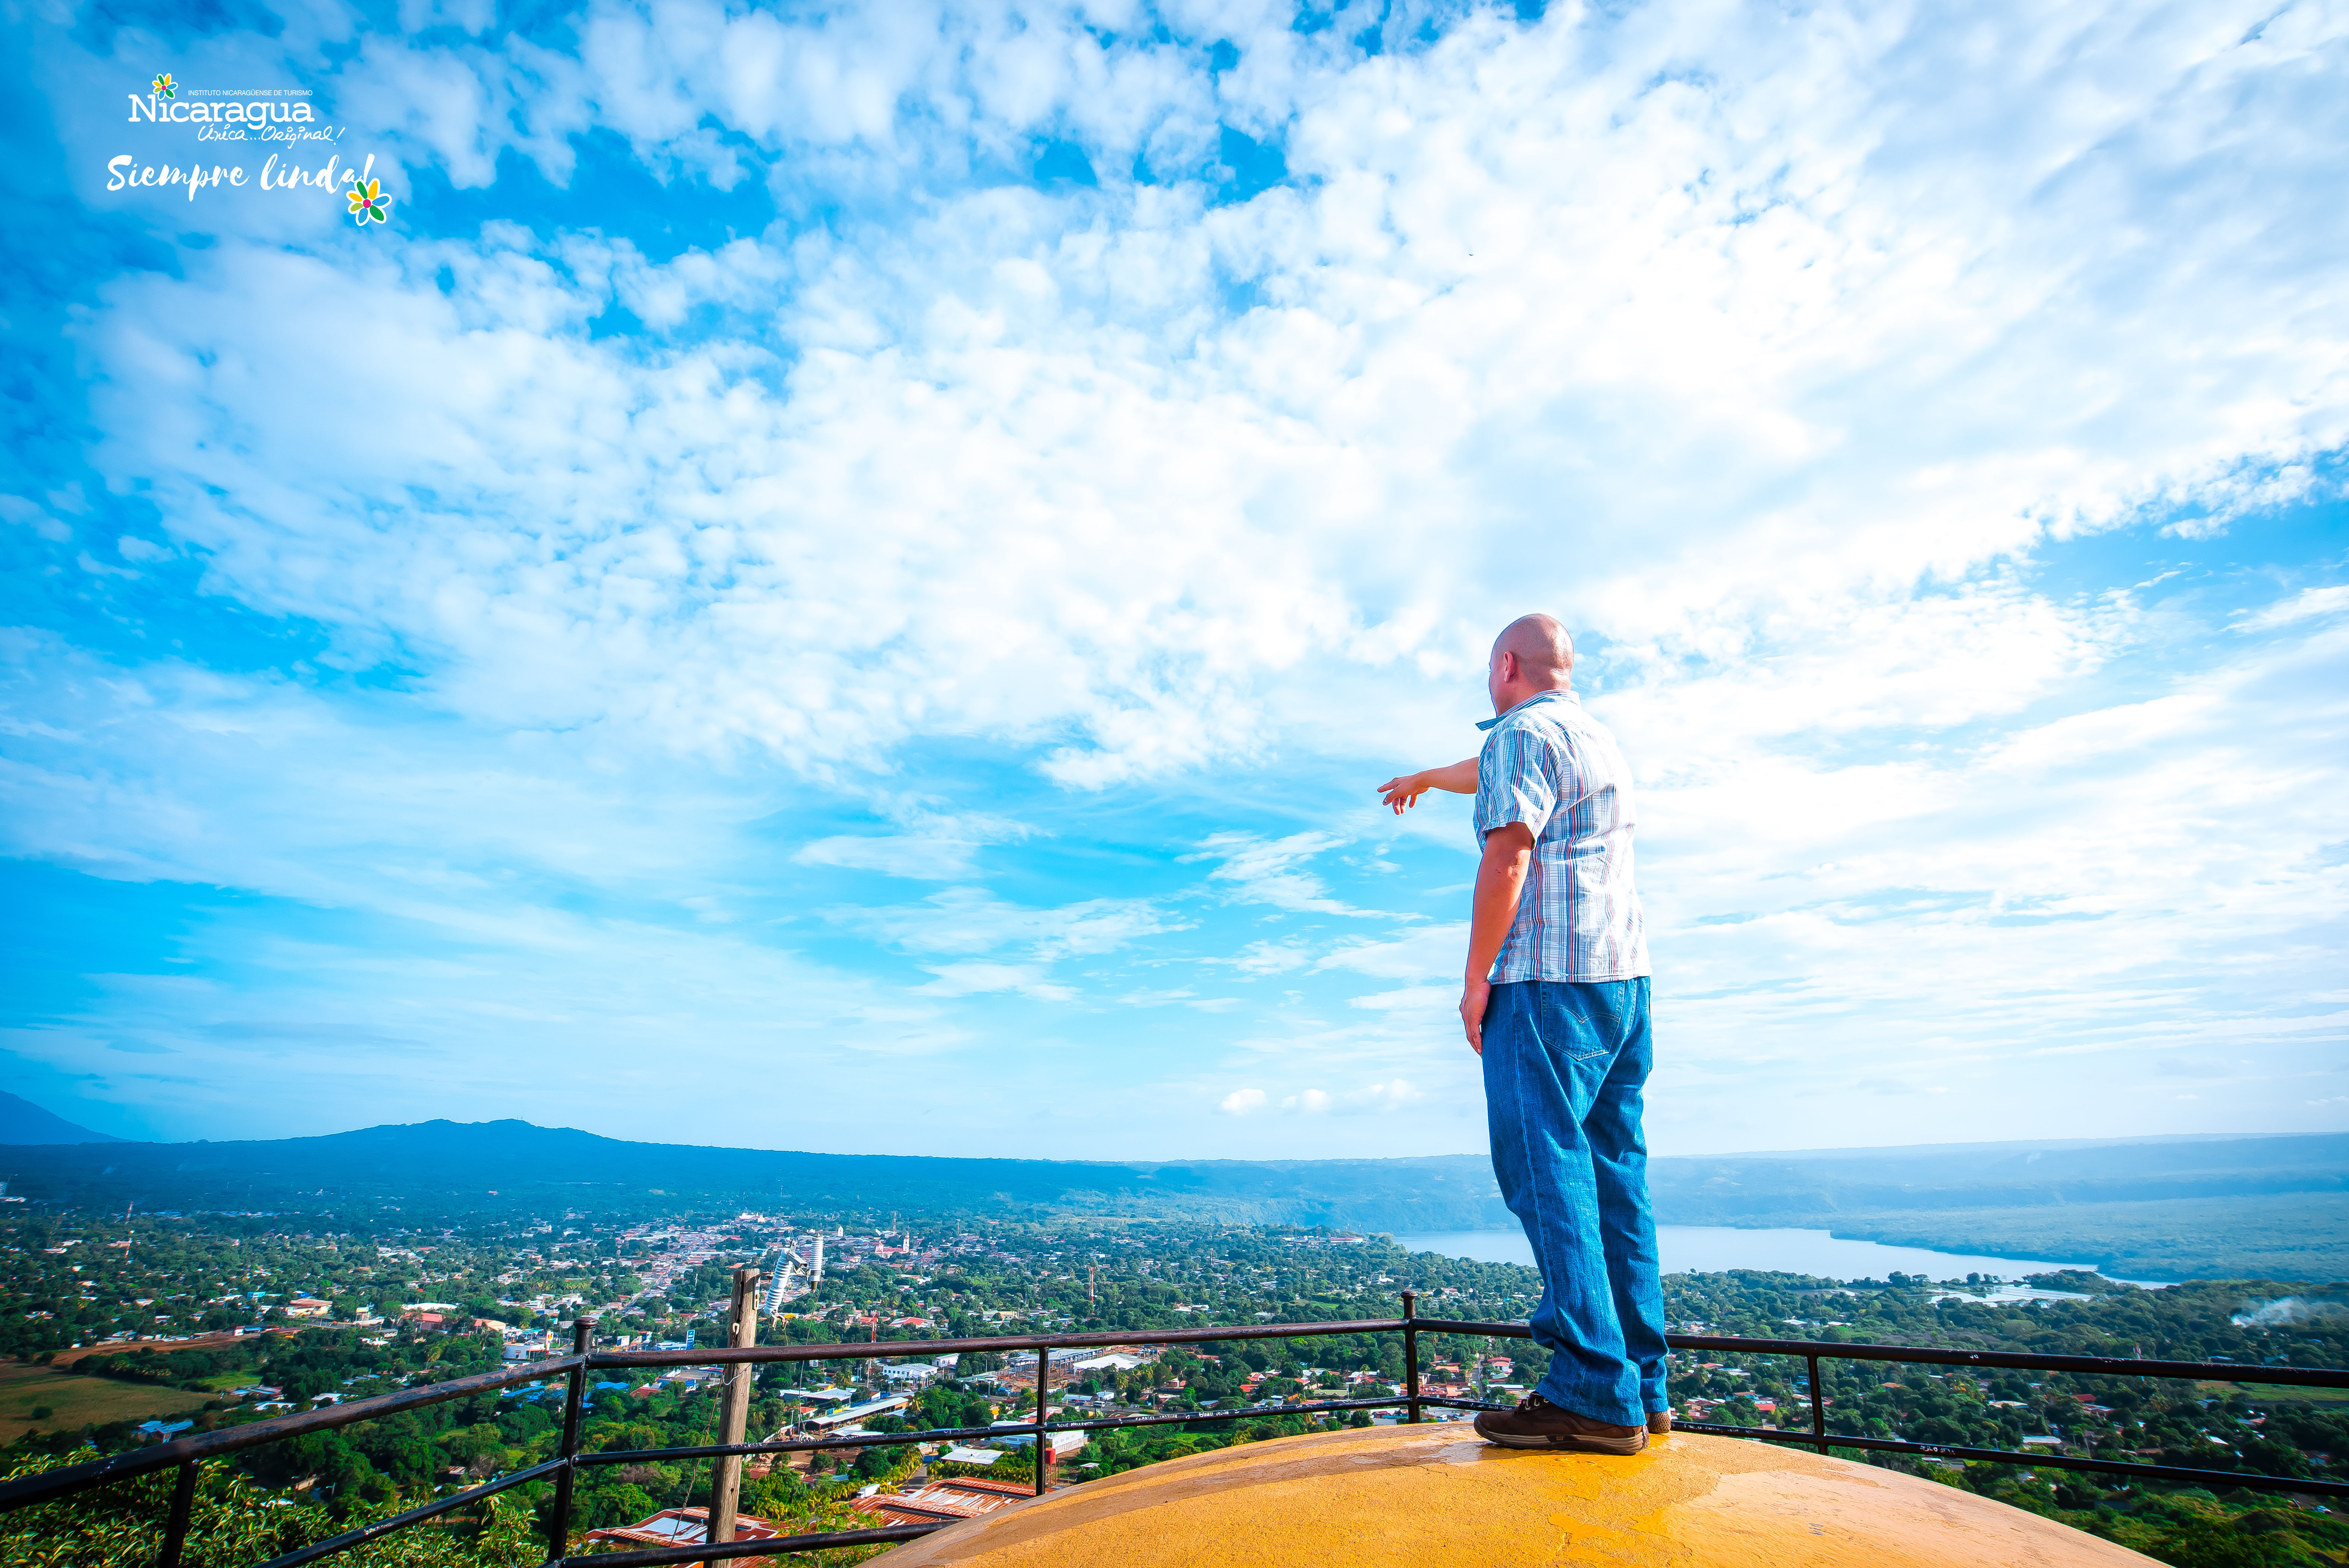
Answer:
[{"xmin": 878, "ymin": 1422, "xmax": 2156, "ymax": 1567}]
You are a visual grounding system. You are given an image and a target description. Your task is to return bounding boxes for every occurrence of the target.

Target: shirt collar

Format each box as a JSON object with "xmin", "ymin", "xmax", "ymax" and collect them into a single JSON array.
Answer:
[{"xmin": 1475, "ymin": 688, "xmax": 1579, "ymax": 732}]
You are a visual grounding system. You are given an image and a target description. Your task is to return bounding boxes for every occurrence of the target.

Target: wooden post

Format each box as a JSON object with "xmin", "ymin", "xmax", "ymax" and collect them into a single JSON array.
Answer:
[{"xmin": 708, "ymin": 1267, "xmax": 761, "ymax": 1550}]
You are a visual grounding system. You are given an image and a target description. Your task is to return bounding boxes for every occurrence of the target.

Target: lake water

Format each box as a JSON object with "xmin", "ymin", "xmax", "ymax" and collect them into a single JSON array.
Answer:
[{"xmin": 1394, "ymin": 1226, "xmax": 2137, "ymax": 1282}]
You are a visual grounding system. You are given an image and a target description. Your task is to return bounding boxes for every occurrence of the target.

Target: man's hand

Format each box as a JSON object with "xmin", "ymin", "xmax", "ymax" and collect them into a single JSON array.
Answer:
[
  {"xmin": 1377, "ymin": 758, "xmax": 1479, "ymax": 814},
  {"xmin": 1460, "ymin": 976, "xmax": 1492, "ymax": 1055},
  {"xmin": 1377, "ymin": 771, "xmax": 1431, "ymax": 813}
]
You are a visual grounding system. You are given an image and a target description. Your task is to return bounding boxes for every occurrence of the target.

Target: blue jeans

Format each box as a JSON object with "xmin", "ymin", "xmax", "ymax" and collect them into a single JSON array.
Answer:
[{"xmin": 1482, "ymin": 978, "xmax": 1667, "ymax": 1427}]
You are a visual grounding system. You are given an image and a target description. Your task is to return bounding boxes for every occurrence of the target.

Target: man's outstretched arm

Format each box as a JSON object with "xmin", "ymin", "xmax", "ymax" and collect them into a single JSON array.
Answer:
[
  {"xmin": 1377, "ymin": 758, "xmax": 1479, "ymax": 814},
  {"xmin": 1460, "ymin": 823, "xmax": 1534, "ymax": 1055}
]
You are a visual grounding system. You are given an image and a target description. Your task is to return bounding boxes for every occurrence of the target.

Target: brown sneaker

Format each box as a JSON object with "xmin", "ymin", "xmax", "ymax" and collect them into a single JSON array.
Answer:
[
  {"xmin": 1648, "ymin": 1410, "xmax": 1671, "ymax": 1435},
  {"xmin": 1473, "ymin": 1393, "xmax": 1648, "ymax": 1454}
]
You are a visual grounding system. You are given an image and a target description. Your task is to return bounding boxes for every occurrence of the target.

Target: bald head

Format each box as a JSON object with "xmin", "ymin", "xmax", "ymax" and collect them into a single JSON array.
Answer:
[
  {"xmin": 1486, "ymin": 614, "xmax": 1574, "ymax": 714},
  {"xmin": 1493, "ymin": 614, "xmax": 1575, "ymax": 683}
]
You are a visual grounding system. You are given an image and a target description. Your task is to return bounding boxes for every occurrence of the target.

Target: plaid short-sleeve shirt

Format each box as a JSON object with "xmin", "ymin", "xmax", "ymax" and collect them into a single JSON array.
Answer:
[{"xmin": 1473, "ymin": 689, "xmax": 1650, "ymax": 983}]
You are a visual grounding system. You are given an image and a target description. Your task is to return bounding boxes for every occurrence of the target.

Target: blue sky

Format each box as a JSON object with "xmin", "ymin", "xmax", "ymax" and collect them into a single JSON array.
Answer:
[{"xmin": 2, "ymin": 0, "xmax": 2344, "ymax": 1161}]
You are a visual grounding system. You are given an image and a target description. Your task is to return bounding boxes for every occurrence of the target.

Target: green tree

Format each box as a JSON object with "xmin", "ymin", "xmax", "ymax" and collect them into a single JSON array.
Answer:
[
  {"xmin": 0, "ymin": 1449, "xmax": 537, "ymax": 1568},
  {"xmin": 2146, "ymin": 1513, "xmax": 2276, "ymax": 1568}
]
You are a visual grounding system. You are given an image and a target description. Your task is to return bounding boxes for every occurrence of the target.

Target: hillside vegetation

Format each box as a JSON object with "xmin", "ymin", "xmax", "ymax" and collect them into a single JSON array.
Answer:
[
  {"xmin": 3, "ymin": 1122, "xmax": 2346, "ymax": 1279},
  {"xmin": 1817, "ymin": 1194, "xmax": 2349, "ymax": 1283}
]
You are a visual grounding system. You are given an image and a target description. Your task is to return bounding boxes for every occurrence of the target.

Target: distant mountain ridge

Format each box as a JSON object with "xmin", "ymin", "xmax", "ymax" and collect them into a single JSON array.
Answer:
[
  {"xmin": 0, "ymin": 1116, "xmax": 1513, "ymax": 1228},
  {"xmin": 0, "ymin": 1115, "xmax": 2343, "ymax": 1242},
  {"xmin": 0, "ymin": 1091, "xmax": 124, "ymax": 1146}
]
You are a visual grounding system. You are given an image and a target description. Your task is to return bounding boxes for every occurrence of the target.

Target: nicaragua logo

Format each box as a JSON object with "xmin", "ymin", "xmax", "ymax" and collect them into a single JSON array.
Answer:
[{"xmin": 129, "ymin": 81, "xmax": 316, "ymax": 125}]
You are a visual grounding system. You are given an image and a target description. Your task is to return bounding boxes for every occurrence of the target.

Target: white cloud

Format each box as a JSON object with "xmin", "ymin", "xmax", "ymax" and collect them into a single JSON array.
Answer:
[
  {"xmin": 795, "ymin": 835, "xmax": 983, "ymax": 880},
  {"xmin": 911, "ymin": 962, "xmax": 1074, "ymax": 1002},
  {"xmin": 1248, "ymin": 1079, "xmax": 1429, "ymax": 1115},
  {"xmin": 9, "ymin": 0, "xmax": 2348, "ymax": 1157},
  {"xmin": 1622, "ymin": 612, "xmax": 2349, "ymax": 1151},
  {"xmin": 1219, "ymin": 1087, "xmax": 1268, "ymax": 1115},
  {"xmin": 793, "ymin": 808, "xmax": 1032, "ymax": 881},
  {"xmin": 0, "ymin": 495, "xmax": 72, "ymax": 542},
  {"xmin": 0, "ymin": 890, "xmax": 979, "ymax": 1139},
  {"xmin": 1185, "ymin": 832, "xmax": 1368, "ymax": 914},
  {"xmin": 1118, "ymin": 987, "xmax": 1243, "ymax": 1012},
  {"xmin": 1317, "ymin": 926, "xmax": 1470, "ymax": 982},
  {"xmin": 58, "ymin": 0, "xmax": 2348, "ymax": 793},
  {"xmin": 830, "ymin": 887, "xmax": 1177, "ymax": 962},
  {"xmin": 1350, "ymin": 1079, "xmax": 1425, "ymax": 1112},
  {"xmin": 2237, "ymin": 584, "xmax": 2349, "ymax": 633},
  {"xmin": 1348, "ymin": 986, "xmax": 1453, "ymax": 1013},
  {"xmin": 1224, "ymin": 938, "xmax": 1314, "ymax": 975}
]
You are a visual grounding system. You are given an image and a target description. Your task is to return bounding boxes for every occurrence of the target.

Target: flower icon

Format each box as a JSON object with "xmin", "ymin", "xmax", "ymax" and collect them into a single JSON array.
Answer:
[
  {"xmin": 151, "ymin": 72, "xmax": 175, "ymax": 99},
  {"xmin": 346, "ymin": 179, "xmax": 392, "ymax": 227}
]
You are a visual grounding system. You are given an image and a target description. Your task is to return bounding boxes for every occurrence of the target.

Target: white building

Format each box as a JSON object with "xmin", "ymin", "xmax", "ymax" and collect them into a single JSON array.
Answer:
[
  {"xmin": 939, "ymin": 1446, "xmax": 1005, "ymax": 1467},
  {"xmin": 803, "ymin": 1396, "xmax": 910, "ymax": 1432},
  {"xmin": 987, "ymin": 1427, "xmax": 1089, "ymax": 1458}
]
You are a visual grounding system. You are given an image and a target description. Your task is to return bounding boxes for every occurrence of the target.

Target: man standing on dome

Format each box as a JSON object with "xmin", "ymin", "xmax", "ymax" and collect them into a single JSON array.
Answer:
[{"xmin": 1378, "ymin": 613, "xmax": 1666, "ymax": 1454}]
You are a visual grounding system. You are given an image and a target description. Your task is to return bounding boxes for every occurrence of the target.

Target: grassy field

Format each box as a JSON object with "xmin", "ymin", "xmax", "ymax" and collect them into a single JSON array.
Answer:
[
  {"xmin": 0, "ymin": 1363, "xmax": 210, "ymax": 1445},
  {"xmin": 50, "ymin": 1329, "xmax": 280, "ymax": 1369},
  {"xmin": 2217, "ymin": 1380, "xmax": 2349, "ymax": 1408}
]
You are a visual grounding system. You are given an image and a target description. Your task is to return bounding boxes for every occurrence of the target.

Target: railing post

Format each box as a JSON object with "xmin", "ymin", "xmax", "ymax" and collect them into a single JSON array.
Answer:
[
  {"xmin": 709, "ymin": 1267, "xmax": 761, "ymax": 1548},
  {"xmin": 1401, "ymin": 1291, "xmax": 1422, "ymax": 1425},
  {"xmin": 1032, "ymin": 1343, "xmax": 1051, "ymax": 1496},
  {"xmin": 1808, "ymin": 1355, "xmax": 1827, "ymax": 1455},
  {"xmin": 545, "ymin": 1316, "xmax": 594, "ymax": 1565},
  {"xmin": 156, "ymin": 1458, "xmax": 197, "ymax": 1568}
]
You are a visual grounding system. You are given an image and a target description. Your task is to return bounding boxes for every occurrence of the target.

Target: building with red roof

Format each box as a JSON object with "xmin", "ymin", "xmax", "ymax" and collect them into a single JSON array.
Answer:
[{"xmin": 850, "ymin": 1476, "xmax": 1036, "ymax": 1527}]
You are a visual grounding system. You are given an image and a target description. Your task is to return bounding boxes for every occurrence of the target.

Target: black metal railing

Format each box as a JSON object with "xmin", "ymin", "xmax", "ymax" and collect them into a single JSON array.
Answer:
[
  {"xmin": 1415, "ymin": 1318, "xmax": 2349, "ymax": 1498},
  {"xmin": 7, "ymin": 1291, "xmax": 2345, "ymax": 1568}
]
